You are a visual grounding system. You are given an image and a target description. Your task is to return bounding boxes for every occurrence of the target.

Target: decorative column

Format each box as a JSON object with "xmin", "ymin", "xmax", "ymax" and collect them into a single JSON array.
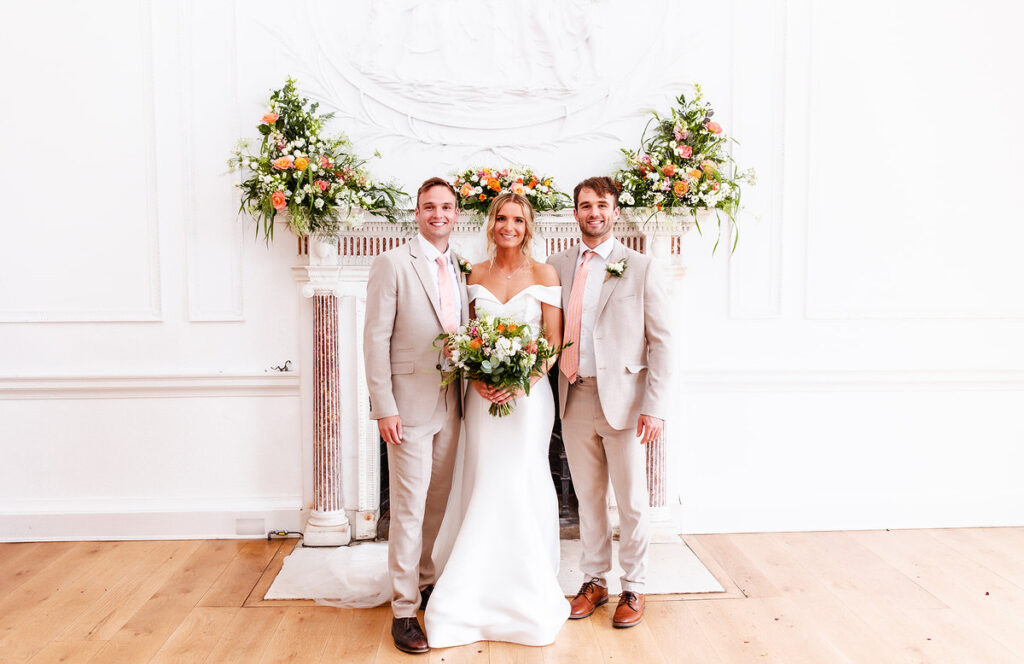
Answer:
[{"xmin": 299, "ymin": 237, "xmax": 350, "ymax": 546}]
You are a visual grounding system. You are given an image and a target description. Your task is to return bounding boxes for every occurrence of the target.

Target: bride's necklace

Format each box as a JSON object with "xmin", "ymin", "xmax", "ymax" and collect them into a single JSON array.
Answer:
[{"xmin": 493, "ymin": 257, "xmax": 530, "ymax": 280}]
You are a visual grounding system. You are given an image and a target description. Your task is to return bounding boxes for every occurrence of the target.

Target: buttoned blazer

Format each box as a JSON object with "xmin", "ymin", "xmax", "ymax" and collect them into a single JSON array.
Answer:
[
  {"xmin": 363, "ymin": 240, "xmax": 470, "ymax": 427},
  {"xmin": 547, "ymin": 239, "xmax": 674, "ymax": 430}
]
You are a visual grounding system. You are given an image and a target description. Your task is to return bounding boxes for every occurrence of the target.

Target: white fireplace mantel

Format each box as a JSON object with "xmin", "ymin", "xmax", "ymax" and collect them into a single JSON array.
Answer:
[{"xmin": 292, "ymin": 209, "xmax": 700, "ymax": 544}]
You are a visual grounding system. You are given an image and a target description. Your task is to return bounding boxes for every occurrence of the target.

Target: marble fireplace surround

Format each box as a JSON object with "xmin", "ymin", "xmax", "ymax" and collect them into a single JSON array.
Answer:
[{"xmin": 292, "ymin": 210, "xmax": 697, "ymax": 546}]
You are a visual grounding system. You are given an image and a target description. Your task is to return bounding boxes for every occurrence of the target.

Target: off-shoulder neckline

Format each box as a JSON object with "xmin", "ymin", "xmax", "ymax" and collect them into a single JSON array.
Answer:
[{"xmin": 468, "ymin": 283, "xmax": 560, "ymax": 306}]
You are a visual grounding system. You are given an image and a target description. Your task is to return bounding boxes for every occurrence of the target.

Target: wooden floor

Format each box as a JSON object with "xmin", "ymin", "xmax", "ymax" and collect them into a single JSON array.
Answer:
[{"xmin": 2, "ymin": 528, "xmax": 1023, "ymax": 663}]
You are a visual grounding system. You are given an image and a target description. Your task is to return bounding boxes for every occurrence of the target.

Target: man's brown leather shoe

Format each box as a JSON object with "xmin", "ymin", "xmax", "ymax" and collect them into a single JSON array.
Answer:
[
  {"xmin": 612, "ymin": 591, "xmax": 645, "ymax": 628},
  {"xmin": 569, "ymin": 579, "xmax": 609, "ymax": 619},
  {"xmin": 392, "ymin": 617, "xmax": 429, "ymax": 654}
]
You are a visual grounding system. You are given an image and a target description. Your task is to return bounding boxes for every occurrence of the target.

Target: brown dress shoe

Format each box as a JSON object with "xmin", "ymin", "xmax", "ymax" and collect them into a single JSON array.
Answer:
[
  {"xmin": 392, "ymin": 617, "xmax": 429, "ymax": 654},
  {"xmin": 569, "ymin": 579, "xmax": 609, "ymax": 619},
  {"xmin": 612, "ymin": 591, "xmax": 645, "ymax": 628}
]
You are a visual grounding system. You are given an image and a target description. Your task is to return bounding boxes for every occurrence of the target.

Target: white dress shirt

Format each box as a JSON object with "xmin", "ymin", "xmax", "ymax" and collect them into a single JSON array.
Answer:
[
  {"xmin": 417, "ymin": 234, "xmax": 462, "ymax": 322},
  {"xmin": 575, "ymin": 236, "xmax": 615, "ymax": 378}
]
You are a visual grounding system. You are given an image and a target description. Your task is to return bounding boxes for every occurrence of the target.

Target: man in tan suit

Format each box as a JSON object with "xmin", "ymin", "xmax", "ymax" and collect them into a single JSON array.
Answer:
[
  {"xmin": 364, "ymin": 177, "xmax": 468, "ymax": 654},
  {"xmin": 547, "ymin": 176, "xmax": 673, "ymax": 629}
]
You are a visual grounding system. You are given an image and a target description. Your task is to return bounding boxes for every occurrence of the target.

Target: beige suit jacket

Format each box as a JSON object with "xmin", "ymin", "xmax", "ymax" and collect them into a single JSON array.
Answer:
[
  {"xmin": 363, "ymin": 240, "xmax": 470, "ymax": 427},
  {"xmin": 547, "ymin": 239, "xmax": 674, "ymax": 430}
]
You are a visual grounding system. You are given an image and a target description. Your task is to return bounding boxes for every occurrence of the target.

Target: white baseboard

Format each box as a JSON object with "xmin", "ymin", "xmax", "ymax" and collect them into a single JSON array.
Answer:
[{"xmin": 0, "ymin": 507, "xmax": 305, "ymax": 542}]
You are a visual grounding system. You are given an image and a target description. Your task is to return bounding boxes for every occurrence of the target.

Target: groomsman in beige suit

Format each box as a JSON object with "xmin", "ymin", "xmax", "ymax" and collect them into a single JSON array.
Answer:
[
  {"xmin": 364, "ymin": 177, "xmax": 468, "ymax": 654},
  {"xmin": 547, "ymin": 176, "xmax": 674, "ymax": 629}
]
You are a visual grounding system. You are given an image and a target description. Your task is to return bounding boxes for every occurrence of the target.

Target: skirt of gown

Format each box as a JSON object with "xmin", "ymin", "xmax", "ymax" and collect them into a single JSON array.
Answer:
[{"xmin": 424, "ymin": 378, "xmax": 570, "ymax": 647}]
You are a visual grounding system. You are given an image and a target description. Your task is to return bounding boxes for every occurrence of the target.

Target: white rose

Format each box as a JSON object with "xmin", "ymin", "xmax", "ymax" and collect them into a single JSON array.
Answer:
[{"xmin": 314, "ymin": 198, "xmax": 324, "ymax": 209}]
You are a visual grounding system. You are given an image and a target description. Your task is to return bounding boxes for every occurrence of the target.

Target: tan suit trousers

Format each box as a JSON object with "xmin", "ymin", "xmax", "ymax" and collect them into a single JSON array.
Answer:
[
  {"xmin": 562, "ymin": 377, "xmax": 649, "ymax": 592},
  {"xmin": 386, "ymin": 383, "xmax": 461, "ymax": 617}
]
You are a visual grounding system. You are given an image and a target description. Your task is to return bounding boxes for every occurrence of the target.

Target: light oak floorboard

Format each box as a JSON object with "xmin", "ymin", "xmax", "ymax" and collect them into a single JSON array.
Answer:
[
  {"xmin": 24, "ymin": 640, "xmax": 106, "ymax": 664},
  {"xmin": 150, "ymin": 607, "xmax": 238, "ymax": 663},
  {"xmin": 88, "ymin": 541, "xmax": 246, "ymax": 664},
  {"xmin": 2, "ymin": 529, "xmax": 1023, "ymax": 663},
  {"xmin": 0, "ymin": 542, "xmax": 163, "ymax": 662},
  {"xmin": 204, "ymin": 606, "xmax": 286, "ymax": 664},
  {"xmin": 198, "ymin": 540, "xmax": 281, "ymax": 608},
  {"xmin": 319, "ymin": 606, "xmax": 387, "ymax": 663},
  {"xmin": 258, "ymin": 607, "xmax": 339, "ymax": 663},
  {"xmin": 57, "ymin": 541, "xmax": 201, "ymax": 642},
  {"xmin": 853, "ymin": 529, "xmax": 1024, "ymax": 655}
]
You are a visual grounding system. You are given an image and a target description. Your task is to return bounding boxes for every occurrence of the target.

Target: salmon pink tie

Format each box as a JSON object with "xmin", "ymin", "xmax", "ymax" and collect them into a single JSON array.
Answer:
[
  {"xmin": 560, "ymin": 249, "xmax": 595, "ymax": 383},
  {"xmin": 436, "ymin": 255, "xmax": 459, "ymax": 334}
]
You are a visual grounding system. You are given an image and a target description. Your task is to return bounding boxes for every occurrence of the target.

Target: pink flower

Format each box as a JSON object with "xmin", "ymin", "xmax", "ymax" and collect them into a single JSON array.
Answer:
[
  {"xmin": 705, "ymin": 121, "xmax": 723, "ymax": 134},
  {"xmin": 677, "ymin": 145, "xmax": 693, "ymax": 159},
  {"xmin": 319, "ymin": 155, "xmax": 332, "ymax": 168},
  {"xmin": 272, "ymin": 157, "xmax": 293, "ymax": 170},
  {"xmin": 674, "ymin": 126, "xmax": 689, "ymax": 141},
  {"xmin": 315, "ymin": 179, "xmax": 329, "ymax": 192},
  {"xmin": 262, "ymin": 113, "xmax": 279, "ymax": 124},
  {"xmin": 270, "ymin": 190, "xmax": 287, "ymax": 210},
  {"xmin": 661, "ymin": 164, "xmax": 675, "ymax": 177}
]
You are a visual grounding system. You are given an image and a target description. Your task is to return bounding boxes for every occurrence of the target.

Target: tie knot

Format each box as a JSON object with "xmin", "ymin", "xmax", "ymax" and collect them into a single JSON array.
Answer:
[
  {"xmin": 582, "ymin": 249, "xmax": 596, "ymax": 261},
  {"xmin": 436, "ymin": 255, "xmax": 448, "ymax": 267}
]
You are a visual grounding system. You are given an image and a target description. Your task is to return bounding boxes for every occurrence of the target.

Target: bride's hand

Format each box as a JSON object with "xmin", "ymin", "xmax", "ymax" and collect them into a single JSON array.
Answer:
[
  {"xmin": 493, "ymin": 387, "xmax": 524, "ymax": 404},
  {"xmin": 472, "ymin": 381, "xmax": 494, "ymax": 401}
]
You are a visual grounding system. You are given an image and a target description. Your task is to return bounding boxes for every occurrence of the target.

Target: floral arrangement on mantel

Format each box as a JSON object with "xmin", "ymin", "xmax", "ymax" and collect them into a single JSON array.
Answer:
[
  {"xmin": 615, "ymin": 86, "xmax": 756, "ymax": 251},
  {"xmin": 452, "ymin": 167, "xmax": 570, "ymax": 216},
  {"xmin": 229, "ymin": 78, "xmax": 408, "ymax": 243}
]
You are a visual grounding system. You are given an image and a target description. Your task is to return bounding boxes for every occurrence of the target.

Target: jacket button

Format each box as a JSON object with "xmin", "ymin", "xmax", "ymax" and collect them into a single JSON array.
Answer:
[{"xmin": 436, "ymin": 364, "xmax": 442, "ymax": 370}]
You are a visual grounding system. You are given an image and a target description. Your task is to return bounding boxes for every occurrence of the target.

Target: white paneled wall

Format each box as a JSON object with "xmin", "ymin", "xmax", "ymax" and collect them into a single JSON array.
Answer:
[{"xmin": 1, "ymin": 0, "xmax": 1022, "ymax": 539}]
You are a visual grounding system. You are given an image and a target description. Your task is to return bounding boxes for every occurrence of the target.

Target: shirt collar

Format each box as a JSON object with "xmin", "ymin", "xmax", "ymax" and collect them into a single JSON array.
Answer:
[
  {"xmin": 581, "ymin": 236, "xmax": 616, "ymax": 261},
  {"xmin": 417, "ymin": 234, "xmax": 451, "ymax": 263}
]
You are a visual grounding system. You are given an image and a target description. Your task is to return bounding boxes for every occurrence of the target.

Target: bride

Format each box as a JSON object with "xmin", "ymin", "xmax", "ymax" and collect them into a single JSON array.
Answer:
[{"xmin": 424, "ymin": 192, "xmax": 570, "ymax": 647}]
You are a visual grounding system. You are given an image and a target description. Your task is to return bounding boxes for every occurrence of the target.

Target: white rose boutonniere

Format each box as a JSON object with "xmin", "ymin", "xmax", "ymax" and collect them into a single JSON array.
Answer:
[
  {"xmin": 457, "ymin": 256, "xmax": 473, "ymax": 276},
  {"xmin": 606, "ymin": 259, "xmax": 627, "ymax": 278}
]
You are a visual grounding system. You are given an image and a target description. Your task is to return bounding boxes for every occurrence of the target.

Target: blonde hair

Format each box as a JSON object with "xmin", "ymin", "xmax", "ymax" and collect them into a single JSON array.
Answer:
[{"xmin": 485, "ymin": 193, "xmax": 536, "ymax": 259}]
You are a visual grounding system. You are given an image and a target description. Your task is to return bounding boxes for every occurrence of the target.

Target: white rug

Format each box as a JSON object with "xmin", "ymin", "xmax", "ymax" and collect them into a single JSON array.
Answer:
[{"xmin": 265, "ymin": 538, "xmax": 723, "ymax": 605}]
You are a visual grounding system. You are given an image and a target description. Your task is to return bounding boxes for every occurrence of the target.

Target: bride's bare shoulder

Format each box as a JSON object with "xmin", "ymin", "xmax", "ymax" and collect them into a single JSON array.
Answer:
[
  {"xmin": 531, "ymin": 261, "xmax": 560, "ymax": 287},
  {"xmin": 468, "ymin": 261, "xmax": 491, "ymax": 285}
]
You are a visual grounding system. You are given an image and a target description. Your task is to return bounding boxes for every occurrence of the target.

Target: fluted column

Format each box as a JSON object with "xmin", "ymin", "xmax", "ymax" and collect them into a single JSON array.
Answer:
[
  {"xmin": 299, "ymin": 237, "xmax": 350, "ymax": 546},
  {"xmin": 646, "ymin": 431, "xmax": 666, "ymax": 507}
]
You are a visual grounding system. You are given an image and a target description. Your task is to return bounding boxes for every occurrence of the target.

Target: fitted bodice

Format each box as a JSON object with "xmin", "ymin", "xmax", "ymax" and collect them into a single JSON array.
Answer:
[{"xmin": 468, "ymin": 284, "xmax": 562, "ymax": 333}]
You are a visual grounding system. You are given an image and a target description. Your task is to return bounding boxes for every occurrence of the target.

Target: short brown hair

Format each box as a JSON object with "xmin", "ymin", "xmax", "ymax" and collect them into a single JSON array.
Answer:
[
  {"xmin": 416, "ymin": 177, "xmax": 458, "ymax": 208},
  {"xmin": 573, "ymin": 176, "xmax": 619, "ymax": 209}
]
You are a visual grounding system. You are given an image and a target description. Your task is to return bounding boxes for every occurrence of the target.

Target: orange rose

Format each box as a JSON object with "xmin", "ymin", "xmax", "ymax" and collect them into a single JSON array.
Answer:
[
  {"xmin": 496, "ymin": 324, "xmax": 506, "ymax": 333},
  {"xmin": 673, "ymin": 180, "xmax": 689, "ymax": 197},
  {"xmin": 270, "ymin": 190, "xmax": 287, "ymax": 210},
  {"xmin": 294, "ymin": 157, "xmax": 309, "ymax": 171},
  {"xmin": 478, "ymin": 194, "xmax": 487, "ymax": 201},
  {"xmin": 688, "ymin": 168, "xmax": 702, "ymax": 179},
  {"xmin": 460, "ymin": 183, "xmax": 473, "ymax": 198},
  {"xmin": 529, "ymin": 177, "xmax": 538, "ymax": 188},
  {"xmin": 262, "ymin": 112, "xmax": 279, "ymax": 124},
  {"xmin": 507, "ymin": 324, "xmax": 518, "ymax": 333},
  {"xmin": 511, "ymin": 183, "xmax": 525, "ymax": 196},
  {"xmin": 272, "ymin": 157, "xmax": 293, "ymax": 170},
  {"xmin": 470, "ymin": 338, "xmax": 482, "ymax": 349},
  {"xmin": 662, "ymin": 164, "xmax": 675, "ymax": 177},
  {"xmin": 488, "ymin": 179, "xmax": 501, "ymax": 192},
  {"xmin": 701, "ymin": 160, "xmax": 717, "ymax": 174}
]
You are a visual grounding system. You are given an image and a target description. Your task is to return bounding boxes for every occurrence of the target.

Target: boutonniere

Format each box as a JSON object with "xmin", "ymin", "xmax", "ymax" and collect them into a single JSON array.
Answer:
[
  {"xmin": 456, "ymin": 256, "xmax": 473, "ymax": 275},
  {"xmin": 605, "ymin": 259, "xmax": 627, "ymax": 278}
]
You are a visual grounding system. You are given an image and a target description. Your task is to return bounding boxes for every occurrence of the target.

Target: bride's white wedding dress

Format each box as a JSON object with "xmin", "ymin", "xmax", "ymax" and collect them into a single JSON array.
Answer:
[{"xmin": 424, "ymin": 283, "xmax": 570, "ymax": 648}]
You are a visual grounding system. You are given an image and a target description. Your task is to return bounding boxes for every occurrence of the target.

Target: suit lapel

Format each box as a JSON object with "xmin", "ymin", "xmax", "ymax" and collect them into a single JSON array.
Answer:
[
  {"xmin": 408, "ymin": 240, "xmax": 444, "ymax": 326},
  {"xmin": 560, "ymin": 244, "xmax": 582, "ymax": 310},
  {"xmin": 594, "ymin": 240, "xmax": 627, "ymax": 320}
]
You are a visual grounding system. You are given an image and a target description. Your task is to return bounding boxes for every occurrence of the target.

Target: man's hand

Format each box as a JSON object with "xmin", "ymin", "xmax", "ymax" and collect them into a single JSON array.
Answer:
[
  {"xmin": 378, "ymin": 415, "xmax": 404, "ymax": 445},
  {"xmin": 635, "ymin": 414, "xmax": 664, "ymax": 445}
]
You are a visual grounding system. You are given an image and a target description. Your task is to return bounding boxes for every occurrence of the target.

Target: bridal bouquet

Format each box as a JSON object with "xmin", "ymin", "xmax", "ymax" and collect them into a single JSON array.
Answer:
[
  {"xmin": 452, "ymin": 166, "xmax": 570, "ymax": 215},
  {"xmin": 228, "ymin": 77, "xmax": 408, "ymax": 243},
  {"xmin": 436, "ymin": 315, "xmax": 567, "ymax": 417},
  {"xmin": 615, "ymin": 85, "xmax": 756, "ymax": 251}
]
